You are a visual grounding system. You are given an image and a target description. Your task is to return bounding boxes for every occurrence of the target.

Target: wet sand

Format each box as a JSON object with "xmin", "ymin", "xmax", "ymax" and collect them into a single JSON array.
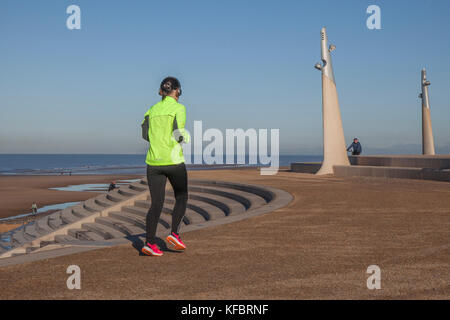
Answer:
[
  {"xmin": 0, "ymin": 224, "xmax": 21, "ymax": 233},
  {"xmin": 0, "ymin": 169, "xmax": 449, "ymax": 299},
  {"xmin": 0, "ymin": 175, "xmax": 143, "ymax": 220}
]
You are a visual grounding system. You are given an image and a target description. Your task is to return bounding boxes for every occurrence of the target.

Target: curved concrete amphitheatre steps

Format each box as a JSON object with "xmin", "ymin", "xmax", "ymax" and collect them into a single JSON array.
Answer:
[{"xmin": 0, "ymin": 179, "xmax": 293, "ymax": 261}]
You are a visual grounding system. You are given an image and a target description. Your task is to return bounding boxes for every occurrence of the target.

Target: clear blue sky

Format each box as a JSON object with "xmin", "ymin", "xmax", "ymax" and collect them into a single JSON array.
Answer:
[{"xmin": 1, "ymin": 0, "xmax": 449, "ymax": 154}]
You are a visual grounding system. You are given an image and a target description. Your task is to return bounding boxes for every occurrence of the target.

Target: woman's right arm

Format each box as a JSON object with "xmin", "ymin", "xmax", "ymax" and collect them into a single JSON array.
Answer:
[{"xmin": 174, "ymin": 105, "xmax": 190, "ymax": 143}]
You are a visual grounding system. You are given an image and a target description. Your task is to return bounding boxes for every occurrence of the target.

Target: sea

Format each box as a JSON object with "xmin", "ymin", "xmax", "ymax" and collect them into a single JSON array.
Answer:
[{"xmin": 0, "ymin": 154, "xmax": 323, "ymax": 175}]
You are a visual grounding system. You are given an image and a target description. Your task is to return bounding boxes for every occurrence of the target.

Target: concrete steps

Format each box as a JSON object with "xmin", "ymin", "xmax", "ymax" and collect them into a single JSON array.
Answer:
[
  {"xmin": 54, "ymin": 234, "xmax": 79, "ymax": 243},
  {"xmin": 334, "ymin": 164, "xmax": 450, "ymax": 182},
  {"xmin": 165, "ymin": 197, "xmax": 226, "ymax": 220},
  {"xmin": 122, "ymin": 205, "xmax": 189, "ymax": 225},
  {"xmin": 109, "ymin": 211, "xmax": 152, "ymax": 230},
  {"xmin": 106, "ymin": 192, "xmax": 129, "ymax": 202},
  {"xmin": 291, "ymin": 155, "xmax": 450, "ymax": 182},
  {"xmin": 81, "ymin": 223, "xmax": 125, "ymax": 240},
  {"xmin": 68, "ymin": 228, "xmax": 105, "ymax": 241},
  {"xmin": 95, "ymin": 216, "xmax": 144, "ymax": 236},
  {"xmin": 23, "ymin": 224, "xmax": 40, "ymax": 239},
  {"xmin": 135, "ymin": 200, "xmax": 207, "ymax": 224},
  {"xmin": 196, "ymin": 180, "xmax": 273, "ymax": 203},
  {"xmin": 48, "ymin": 213, "xmax": 65, "ymax": 230},
  {"xmin": 12, "ymin": 231, "xmax": 33, "ymax": 246},
  {"xmin": 0, "ymin": 179, "xmax": 292, "ymax": 260},
  {"xmin": 39, "ymin": 240, "xmax": 57, "ymax": 247},
  {"xmin": 35, "ymin": 216, "xmax": 54, "ymax": 234},
  {"xmin": 61, "ymin": 209, "xmax": 79, "ymax": 224},
  {"xmin": 110, "ymin": 210, "xmax": 170, "ymax": 230},
  {"xmin": 129, "ymin": 184, "xmax": 147, "ymax": 192},
  {"xmin": 94, "ymin": 194, "xmax": 117, "ymax": 207},
  {"xmin": 84, "ymin": 198, "xmax": 105, "ymax": 212},
  {"xmin": 187, "ymin": 192, "xmax": 245, "ymax": 216},
  {"xmin": 348, "ymin": 155, "xmax": 450, "ymax": 169},
  {"xmin": 188, "ymin": 186, "xmax": 253, "ymax": 210},
  {"xmin": 139, "ymin": 196, "xmax": 227, "ymax": 221},
  {"xmin": 117, "ymin": 188, "xmax": 140, "ymax": 197},
  {"xmin": 58, "ymin": 180, "xmax": 275, "ymax": 244}
]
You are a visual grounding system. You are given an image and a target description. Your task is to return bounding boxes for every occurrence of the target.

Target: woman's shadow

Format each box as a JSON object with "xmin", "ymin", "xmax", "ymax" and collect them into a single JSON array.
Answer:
[{"xmin": 129, "ymin": 234, "xmax": 181, "ymax": 255}]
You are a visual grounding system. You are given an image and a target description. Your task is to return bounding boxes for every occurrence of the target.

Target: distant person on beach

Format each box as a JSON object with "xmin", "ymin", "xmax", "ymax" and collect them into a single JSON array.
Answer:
[
  {"xmin": 31, "ymin": 203, "xmax": 38, "ymax": 215},
  {"xmin": 347, "ymin": 138, "xmax": 362, "ymax": 155},
  {"xmin": 140, "ymin": 76, "xmax": 190, "ymax": 256},
  {"xmin": 108, "ymin": 181, "xmax": 116, "ymax": 191}
]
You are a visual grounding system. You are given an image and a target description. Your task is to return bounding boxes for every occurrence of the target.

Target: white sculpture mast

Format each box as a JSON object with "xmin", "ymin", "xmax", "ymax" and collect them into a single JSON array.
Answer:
[
  {"xmin": 314, "ymin": 27, "xmax": 350, "ymax": 175},
  {"xmin": 419, "ymin": 68, "xmax": 436, "ymax": 155}
]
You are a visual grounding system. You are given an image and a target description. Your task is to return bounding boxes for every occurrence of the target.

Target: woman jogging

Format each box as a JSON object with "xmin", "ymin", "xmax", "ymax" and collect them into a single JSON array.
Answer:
[{"xmin": 141, "ymin": 77, "xmax": 190, "ymax": 256}]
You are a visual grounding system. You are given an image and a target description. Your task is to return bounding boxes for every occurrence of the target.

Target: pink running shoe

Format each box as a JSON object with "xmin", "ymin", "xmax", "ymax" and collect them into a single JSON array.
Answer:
[
  {"xmin": 166, "ymin": 232, "xmax": 186, "ymax": 250},
  {"xmin": 141, "ymin": 242, "xmax": 163, "ymax": 256}
]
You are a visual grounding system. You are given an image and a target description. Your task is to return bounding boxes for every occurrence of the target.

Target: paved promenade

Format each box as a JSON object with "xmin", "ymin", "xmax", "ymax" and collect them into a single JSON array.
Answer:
[{"xmin": 1, "ymin": 169, "xmax": 449, "ymax": 299}]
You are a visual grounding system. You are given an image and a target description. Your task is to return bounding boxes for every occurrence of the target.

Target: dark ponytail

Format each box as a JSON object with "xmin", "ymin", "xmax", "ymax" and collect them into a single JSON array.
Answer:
[{"xmin": 160, "ymin": 76, "xmax": 182, "ymax": 100}]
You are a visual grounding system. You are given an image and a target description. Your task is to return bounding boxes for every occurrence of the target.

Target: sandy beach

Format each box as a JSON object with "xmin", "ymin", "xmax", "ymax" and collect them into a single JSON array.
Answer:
[
  {"xmin": 0, "ymin": 224, "xmax": 21, "ymax": 233},
  {"xmin": 0, "ymin": 168, "xmax": 449, "ymax": 299},
  {"xmin": 0, "ymin": 174, "xmax": 143, "ymax": 221}
]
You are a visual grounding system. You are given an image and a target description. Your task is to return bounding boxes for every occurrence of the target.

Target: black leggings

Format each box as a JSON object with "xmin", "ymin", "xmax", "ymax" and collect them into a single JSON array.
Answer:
[{"xmin": 146, "ymin": 163, "xmax": 188, "ymax": 244}]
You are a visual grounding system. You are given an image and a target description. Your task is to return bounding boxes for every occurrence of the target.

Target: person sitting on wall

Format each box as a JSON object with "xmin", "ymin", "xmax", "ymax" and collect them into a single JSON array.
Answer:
[
  {"xmin": 108, "ymin": 181, "xmax": 117, "ymax": 191},
  {"xmin": 347, "ymin": 138, "xmax": 362, "ymax": 155},
  {"xmin": 31, "ymin": 203, "xmax": 38, "ymax": 215}
]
